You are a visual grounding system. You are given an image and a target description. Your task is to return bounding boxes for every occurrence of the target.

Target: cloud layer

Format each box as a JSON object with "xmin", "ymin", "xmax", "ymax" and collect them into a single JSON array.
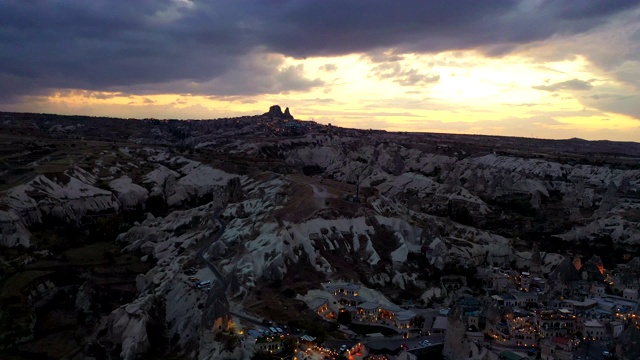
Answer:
[
  {"xmin": 1, "ymin": 0, "xmax": 638, "ymax": 100},
  {"xmin": 533, "ymin": 79, "xmax": 593, "ymax": 92}
]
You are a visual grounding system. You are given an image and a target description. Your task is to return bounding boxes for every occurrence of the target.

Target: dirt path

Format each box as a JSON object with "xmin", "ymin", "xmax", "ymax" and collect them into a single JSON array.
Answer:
[{"xmin": 309, "ymin": 183, "xmax": 329, "ymax": 209}]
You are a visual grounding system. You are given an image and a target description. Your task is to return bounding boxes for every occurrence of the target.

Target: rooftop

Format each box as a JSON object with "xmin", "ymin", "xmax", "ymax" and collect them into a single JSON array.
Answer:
[
  {"xmin": 432, "ymin": 316, "xmax": 448, "ymax": 330},
  {"xmin": 325, "ymin": 283, "xmax": 361, "ymax": 292},
  {"xmin": 300, "ymin": 335, "xmax": 316, "ymax": 342},
  {"xmin": 583, "ymin": 319, "xmax": 604, "ymax": 328},
  {"xmin": 395, "ymin": 310, "xmax": 416, "ymax": 321},
  {"xmin": 308, "ymin": 298, "xmax": 327, "ymax": 310},
  {"xmin": 357, "ymin": 301, "xmax": 379, "ymax": 310},
  {"xmin": 380, "ymin": 303, "xmax": 402, "ymax": 312},
  {"xmin": 551, "ymin": 337, "xmax": 571, "ymax": 346},
  {"xmin": 512, "ymin": 291, "xmax": 538, "ymax": 300},
  {"xmin": 459, "ymin": 296, "xmax": 480, "ymax": 307}
]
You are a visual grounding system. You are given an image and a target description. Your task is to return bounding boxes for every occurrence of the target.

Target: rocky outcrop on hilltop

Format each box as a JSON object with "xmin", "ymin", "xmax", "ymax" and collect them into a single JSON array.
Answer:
[
  {"xmin": 283, "ymin": 106, "xmax": 293, "ymax": 119},
  {"xmin": 264, "ymin": 105, "xmax": 294, "ymax": 120}
]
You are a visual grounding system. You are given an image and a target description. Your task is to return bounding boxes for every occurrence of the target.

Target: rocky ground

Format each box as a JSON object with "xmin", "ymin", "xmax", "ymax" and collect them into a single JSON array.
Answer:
[{"xmin": 1, "ymin": 108, "xmax": 639, "ymax": 359}]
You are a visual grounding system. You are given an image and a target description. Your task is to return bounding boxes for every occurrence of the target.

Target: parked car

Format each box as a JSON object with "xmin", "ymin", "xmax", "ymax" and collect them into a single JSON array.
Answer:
[{"xmin": 197, "ymin": 280, "xmax": 211, "ymax": 288}]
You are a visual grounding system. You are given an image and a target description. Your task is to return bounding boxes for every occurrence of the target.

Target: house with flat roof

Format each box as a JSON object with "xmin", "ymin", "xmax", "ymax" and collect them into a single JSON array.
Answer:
[
  {"xmin": 379, "ymin": 303, "xmax": 403, "ymax": 320},
  {"xmin": 591, "ymin": 282, "xmax": 605, "ymax": 296},
  {"xmin": 512, "ymin": 291, "xmax": 539, "ymax": 307},
  {"xmin": 254, "ymin": 337, "xmax": 284, "ymax": 354},
  {"xmin": 308, "ymin": 298, "xmax": 335, "ymax": 320},
  {"xmin": 561, "ymin": 298, "xmax": 598, "ymax": 311},
  {"xmin": 432, "ymin": 316, "xmax": 448, "ymax": 334},
  {"xmin": 610, "ymin": 320, "xmax": 625, "ymax": 338},
  {"xmin": 550, "ymin": 337, "xmax": 576, "ymax": 351},
  {"xmin": 394, "ymin": 310, "xmax": 416, "ymax": 331},
  {"xmin": 325, "ymin": 283, "xmax": 362, "ymax": 307},
  {"xmin": 578, "ymin": 318, "xmax": 607, "ymax": 340},
  {"xmin": 623, "ymin": 288, "xmax": 638, "ymax": 302},
  {"xmin": 540, "ymin": 337, "xmax": 573, "ymax": 360},
  {"xmin": 536, "ymin": 309, "xmax": 575, "ymax": 339},
  {"xmin": 356, "ymin": 302, "xmax": 380, "ymax": 322},
  {"xmin": 502, "ymin": 293, "xmax": 518, "ymax": 307}
]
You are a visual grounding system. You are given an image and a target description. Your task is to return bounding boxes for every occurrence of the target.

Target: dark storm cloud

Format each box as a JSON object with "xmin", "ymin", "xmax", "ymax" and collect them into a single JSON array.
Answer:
[
  {"xmin": 117, "ymin": 52, "xmax": 324, "ymax": 96},
  {"xmin": 260, "ymin": 0, "xmax": 639, "ymax": 56},
  {"xmin": 0, "ymin": 0, "xmax": 638, "ymax": 100},
  {"xmin": 533, "ymin": 79, "xmax": 594, "ymax": 92}
]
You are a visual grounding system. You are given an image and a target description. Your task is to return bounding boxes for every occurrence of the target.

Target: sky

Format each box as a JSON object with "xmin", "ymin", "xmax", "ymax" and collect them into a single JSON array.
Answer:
[{"xmin": 1, "ymin": 0, "xmax": 640, "ymax": 141}]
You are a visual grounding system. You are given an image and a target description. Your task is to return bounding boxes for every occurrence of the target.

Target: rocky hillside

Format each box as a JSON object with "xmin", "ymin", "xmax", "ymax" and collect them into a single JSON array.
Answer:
[{"xmin": 1, "ymin": 109, "xmax": 639, "ymax": 358}]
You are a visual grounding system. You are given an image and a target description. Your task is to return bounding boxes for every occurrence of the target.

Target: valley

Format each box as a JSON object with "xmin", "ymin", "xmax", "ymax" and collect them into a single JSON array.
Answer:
[{"xmin": 1, "ymin": 107, "xmax": 639, "ymax": 359}]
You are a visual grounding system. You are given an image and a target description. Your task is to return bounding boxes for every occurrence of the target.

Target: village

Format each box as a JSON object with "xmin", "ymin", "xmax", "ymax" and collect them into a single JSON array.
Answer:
[{"xmin": 223, "ymin": 243, "xmax": 640, "ymax": 360}]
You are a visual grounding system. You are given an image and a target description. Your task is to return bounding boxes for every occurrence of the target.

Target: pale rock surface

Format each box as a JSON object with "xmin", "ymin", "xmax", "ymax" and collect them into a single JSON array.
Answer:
[{"xmin": 110, "ymin": 176, "xmax": 149, "ymax": 211}]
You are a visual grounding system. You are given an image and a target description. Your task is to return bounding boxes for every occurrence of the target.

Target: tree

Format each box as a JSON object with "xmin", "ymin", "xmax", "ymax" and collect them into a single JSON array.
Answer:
[
  {"xmin": 337, "ymin": 310, "xmax": 352, "ymax": 325},
  {"xmin": 412, "ymin": 315, "xmax": 425, "ymax": 330},
  {"xmin": 345, "ymin": 156, "xmax": 373, "ymax": 201}
]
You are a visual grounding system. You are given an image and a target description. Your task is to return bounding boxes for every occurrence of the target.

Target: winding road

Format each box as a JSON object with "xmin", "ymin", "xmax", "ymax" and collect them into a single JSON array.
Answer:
[
  {"xmin": 196, "ymin": 206, "xmax": 267, "ymax": 327},
  {"xmin": 196, "ymin": 207, "xmax": 228, "ymax": 289}
]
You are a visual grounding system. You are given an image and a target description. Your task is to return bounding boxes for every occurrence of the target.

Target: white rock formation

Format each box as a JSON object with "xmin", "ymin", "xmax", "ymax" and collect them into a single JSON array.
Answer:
[{"xmin": 110, "ymin": 176, "xmax": 149, "ymax": 211}]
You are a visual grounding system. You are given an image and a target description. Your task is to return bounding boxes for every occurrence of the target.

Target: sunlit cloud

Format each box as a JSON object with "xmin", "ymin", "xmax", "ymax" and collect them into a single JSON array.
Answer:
[{"xmin": 533, "ymin": 79, "xmax": 594, "ymax": 92}]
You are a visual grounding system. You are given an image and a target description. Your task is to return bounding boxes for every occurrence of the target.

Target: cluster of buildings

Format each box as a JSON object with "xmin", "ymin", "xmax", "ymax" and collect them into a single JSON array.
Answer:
[
  {"xmin": 441, "ymin": 247, "xmax": 640, "ymax": 360},
  {"xmin": 247, "ymin": 246, "xmax": 640, "ymax": 360},
  {"xmin": 307, "ymin": 282, "xmax": 419, "ymax": 338},
  {"xmin": 301, "ymin": 251, "xmax": 640, "ymax": 360}
]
